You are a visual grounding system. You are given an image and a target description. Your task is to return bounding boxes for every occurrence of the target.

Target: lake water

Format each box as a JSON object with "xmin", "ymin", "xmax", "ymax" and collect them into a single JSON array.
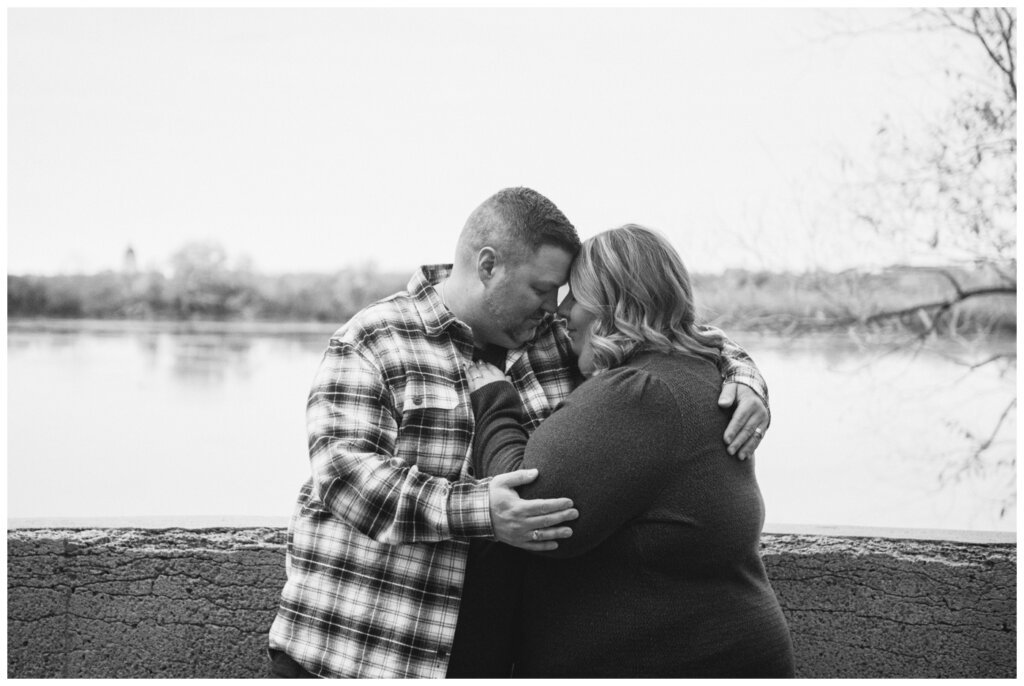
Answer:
[{"xmin": 7, "ymin": 321, "xmax": 1017, "ymax": 532}]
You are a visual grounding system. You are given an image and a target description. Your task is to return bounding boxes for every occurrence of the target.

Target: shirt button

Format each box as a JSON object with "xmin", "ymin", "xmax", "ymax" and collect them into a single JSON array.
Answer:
[{"xmin": 412, "ymin": 395, "xmax": 423, "ymax": 405}]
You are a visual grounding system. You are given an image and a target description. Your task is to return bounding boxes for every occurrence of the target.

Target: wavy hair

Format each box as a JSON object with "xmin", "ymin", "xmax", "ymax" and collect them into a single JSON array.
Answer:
[{"xmin": 569, "ymin": 224, "xmax": 723, "ymax": 373}]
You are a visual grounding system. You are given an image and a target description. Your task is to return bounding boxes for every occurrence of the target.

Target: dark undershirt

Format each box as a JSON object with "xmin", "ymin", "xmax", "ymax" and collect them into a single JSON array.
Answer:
[
  {"xmin": 473, "ymin": 343, "xmax": 508, "ymax": 369},
  {"xmin": 445, "ymin": 344, "xmax": 526, "ymax": 679}
]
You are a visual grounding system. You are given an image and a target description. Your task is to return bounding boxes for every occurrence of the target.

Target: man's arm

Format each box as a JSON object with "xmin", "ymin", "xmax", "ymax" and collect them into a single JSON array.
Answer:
[
  {"xmin": 701, "ymin": 325, "xmax": 770, "ymax": 460},
  {"xmin": 306, "ymin": 340, "xmax": 575, "ymax": 547}
]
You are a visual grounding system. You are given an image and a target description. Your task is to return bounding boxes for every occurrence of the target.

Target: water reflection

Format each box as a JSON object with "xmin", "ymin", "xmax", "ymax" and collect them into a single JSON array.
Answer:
[
  {"xmin": 749, "ymin": 332, "xmax": 1016, "ymax": 531},
  {"xmin": 168, "ymin": 335, "xmax": 255, "ymax": 383},
  {"xmin": 6, "ymin": 324, "xmax": 1016, "ymax": 531}
]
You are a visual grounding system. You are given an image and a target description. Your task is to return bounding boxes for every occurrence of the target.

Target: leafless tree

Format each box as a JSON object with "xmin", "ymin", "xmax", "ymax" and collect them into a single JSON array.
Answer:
[{"xmin": 839, "ymin": 8, "xmax": 1016, "ymax": 513}]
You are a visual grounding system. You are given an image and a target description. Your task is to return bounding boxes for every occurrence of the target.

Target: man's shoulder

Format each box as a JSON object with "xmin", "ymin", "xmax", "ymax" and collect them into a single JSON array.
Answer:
[{"xmin": 331, "ymin": 289, "xmax": 421, "ymax": 347}]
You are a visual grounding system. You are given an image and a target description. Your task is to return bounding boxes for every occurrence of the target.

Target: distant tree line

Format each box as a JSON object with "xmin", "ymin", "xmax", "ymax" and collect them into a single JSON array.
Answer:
[
  {"xmin": 8, "ymin": 242, "xmax": 408, "ymax": 323},
  {"xmin": 694, "ymin": 265, "xmax": 1016, "ymax": 337},
  {"xmin": 7, "ymin": 242, "xmax": 1015, "ymax": 336}
]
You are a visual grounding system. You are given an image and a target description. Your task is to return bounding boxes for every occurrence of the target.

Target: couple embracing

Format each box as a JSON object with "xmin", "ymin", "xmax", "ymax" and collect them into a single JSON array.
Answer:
[{"xmin": 267, "ymin": 187, "xmax": 795, "ymax": 678}]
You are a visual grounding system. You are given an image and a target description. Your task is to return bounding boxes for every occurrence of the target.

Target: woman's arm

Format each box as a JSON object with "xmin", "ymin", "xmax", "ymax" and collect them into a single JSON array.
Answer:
[
  {"xmin": 471, "ymin": 364, "xmax": 684, "ymax": 559},
  {"xmin": 469, "ymin": 380, "xmax": 530, "ymax": 478}
]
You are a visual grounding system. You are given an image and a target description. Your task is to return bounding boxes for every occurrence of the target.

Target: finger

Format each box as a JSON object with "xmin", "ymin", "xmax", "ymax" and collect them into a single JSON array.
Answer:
[
  {"xmin": 524, "ymin": 510, "xmax": 579, "ymax": 529},
  {"xmin": 724, "ymin": 404, "xmax": 756, "ymax": 451},
  {"xmin": 727, "ymin": 423, "xmax": 755, "ymax": 456},
  {"xmin": 514, "ymin": 541, "xmax": 560, "ymax": 552},
  {"xmin": 493, "ymin": 468, "xmax": 540, "ymax": 488},
  {"xmin": 717, "ymin": 381, "xmax": 737, "ymax": 409},
  {"xmin": 514, "ymin": 498, "xmax": 576, "ymax": 517},
  {"xmin": 527, "ymin": 526, "xmax": 573, "ymax": 542},
  {"xmin": 729, "ymin": 410, "xmax": 768, "ymax": 455},
  {"xmin": 737, "ymin": 430, "xmax": 764, "ymax": 460}
]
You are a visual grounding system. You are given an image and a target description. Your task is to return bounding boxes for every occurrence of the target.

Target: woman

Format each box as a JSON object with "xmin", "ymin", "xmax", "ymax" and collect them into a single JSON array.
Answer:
[{"xmin": 464, "ymin": 225, "xmax": 794, "ymax": 677}]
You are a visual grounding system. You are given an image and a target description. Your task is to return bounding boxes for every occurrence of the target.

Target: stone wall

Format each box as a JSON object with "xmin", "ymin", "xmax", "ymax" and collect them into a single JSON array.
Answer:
[{"xmin": 7, "ymin": 526, "xmax": 1016, "ymax": 678}]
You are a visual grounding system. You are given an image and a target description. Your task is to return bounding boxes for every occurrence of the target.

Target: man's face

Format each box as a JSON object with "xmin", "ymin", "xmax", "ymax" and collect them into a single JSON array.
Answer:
[{"xmin": 479, "ymin": 244, "xmax": 574, "ymax": 349}]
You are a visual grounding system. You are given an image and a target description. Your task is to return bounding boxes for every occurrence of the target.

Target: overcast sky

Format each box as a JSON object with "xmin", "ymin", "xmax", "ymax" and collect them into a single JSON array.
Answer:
[{"xmin": 8, "ymin": 7, "xmax": 971, "ymax": 275}]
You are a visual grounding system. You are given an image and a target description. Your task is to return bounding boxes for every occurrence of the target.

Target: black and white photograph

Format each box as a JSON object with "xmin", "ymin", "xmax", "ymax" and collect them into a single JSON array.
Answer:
[{"xmin": 6, "ymin": 5, "xmax": 1016, "ymax": 679}]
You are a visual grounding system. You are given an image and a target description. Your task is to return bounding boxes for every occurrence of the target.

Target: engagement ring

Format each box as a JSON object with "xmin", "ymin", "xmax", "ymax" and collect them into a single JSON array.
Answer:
[{"xmin": 531, "ymin": 530, "xmax": 540, "ymax": 542}]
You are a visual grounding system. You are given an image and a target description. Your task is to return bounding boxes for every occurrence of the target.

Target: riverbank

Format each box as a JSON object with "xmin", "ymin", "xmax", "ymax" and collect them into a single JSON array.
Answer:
[
  {"xmin": 9, "ymin": 264, "xmax": 1016, "ymax": 336},
  {"xmin": 7, "ymin": 316, "xmax": 1018, "ymax": 352}
]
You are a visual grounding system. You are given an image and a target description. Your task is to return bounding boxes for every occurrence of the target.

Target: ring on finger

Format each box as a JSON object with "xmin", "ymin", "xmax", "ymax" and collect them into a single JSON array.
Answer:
[
  {"xmin": 531, "ymin": 530, "xmax": 540, "ymax": 542},
  {"xmin": 753, "ymin": 427, "xmax": 764, "ymax": 438}
]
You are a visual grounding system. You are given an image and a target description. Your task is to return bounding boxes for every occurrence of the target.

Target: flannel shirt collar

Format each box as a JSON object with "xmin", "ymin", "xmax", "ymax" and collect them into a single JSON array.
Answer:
[
  {"xmin": 410, "ymin": 264, "xmax": 559, "ymax": 347},
  {"xmin": 409, "ymin": 265, "xmax": 464, "ymax": 337}
]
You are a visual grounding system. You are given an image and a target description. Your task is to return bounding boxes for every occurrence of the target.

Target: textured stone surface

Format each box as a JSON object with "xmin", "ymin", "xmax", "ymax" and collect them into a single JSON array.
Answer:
[
  {"xmin": 8, "ymin": 528, "xmax": 1016, "ymax": 678},
  {"xmin": 8, "ymin": 528, "xmax": 288, "ymax": 678},
  {"xmin": 760, "ymin": 534, "xmax": 1016, "ymax": 678}
]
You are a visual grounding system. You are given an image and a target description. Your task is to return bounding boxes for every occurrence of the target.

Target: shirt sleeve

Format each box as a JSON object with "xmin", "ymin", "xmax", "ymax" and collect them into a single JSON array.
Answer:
[
  {"xmin": 477, "ymin": 368, "xmax": 683, "ymax": 559},
  {"xmin": 701, "ymin": 325, "xmax": 771, "ymax": 426},
  {"xmin": 306, "ymin": 339, "xmax": 493, "ymax": 544}
]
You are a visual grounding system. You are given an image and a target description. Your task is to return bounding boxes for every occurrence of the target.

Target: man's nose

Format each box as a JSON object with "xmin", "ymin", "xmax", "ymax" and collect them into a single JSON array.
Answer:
[{"xmin": 541, "ymin": 290, "xmax": 560, "ymax": 314}]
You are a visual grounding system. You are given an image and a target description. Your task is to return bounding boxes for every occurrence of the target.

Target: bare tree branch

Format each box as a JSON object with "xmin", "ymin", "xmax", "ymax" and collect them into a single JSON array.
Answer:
[
  {"xmin": 976, "ymin": 397, "xmax": 1017, "ymax": 454},
  {"xmin": 971, "ymin": 9, "xmax": 1017, "ymax": 98},
  {"xmin": 968, "ymin": 352, "xmax": 1017, "ymax": 371},
  {"xmin": 855, "ymin": 287, "xmax": 1016, "ymax": 327}
]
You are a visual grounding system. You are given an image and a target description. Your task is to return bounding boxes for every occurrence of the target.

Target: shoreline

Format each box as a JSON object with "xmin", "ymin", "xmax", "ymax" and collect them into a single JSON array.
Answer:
[{"xmin": 7, "ymin": 316, "xmax": 1018, "ymax": 347}]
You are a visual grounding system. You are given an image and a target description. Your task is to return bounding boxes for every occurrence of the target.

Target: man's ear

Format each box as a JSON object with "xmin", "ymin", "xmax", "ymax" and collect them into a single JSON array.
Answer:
[{"xmin": 476, "ymin": 247, "xmax": 498, "ymax": 283}]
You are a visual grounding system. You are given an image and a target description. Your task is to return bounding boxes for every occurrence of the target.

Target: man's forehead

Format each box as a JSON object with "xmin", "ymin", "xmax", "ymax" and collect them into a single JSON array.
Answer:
[{"xmin": 518, "ymin": 244, "xmax": 574, "ymax": 281}]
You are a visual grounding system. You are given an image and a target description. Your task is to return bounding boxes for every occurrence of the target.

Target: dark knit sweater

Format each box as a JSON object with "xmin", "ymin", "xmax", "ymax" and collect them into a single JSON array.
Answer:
[{"xmin": 467, "ymin": 351, "xmax": 794, "ymax": 678}]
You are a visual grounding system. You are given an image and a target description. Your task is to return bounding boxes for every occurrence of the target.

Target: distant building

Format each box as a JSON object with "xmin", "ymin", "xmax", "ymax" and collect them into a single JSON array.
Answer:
[{"xmin": 123, "ymin": 245, "xmax": 137, "ymax": 273}]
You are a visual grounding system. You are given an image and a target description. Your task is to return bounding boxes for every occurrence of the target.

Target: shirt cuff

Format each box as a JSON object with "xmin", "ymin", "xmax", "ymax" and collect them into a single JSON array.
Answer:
[{"xmin": 446, "ymin": 477, "xmax": 494, "ymax": 539}]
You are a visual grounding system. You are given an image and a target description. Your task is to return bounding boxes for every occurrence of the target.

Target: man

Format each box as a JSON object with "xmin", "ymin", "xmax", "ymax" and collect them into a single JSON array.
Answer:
[{"xmin": 267, "ymin": 187, "xmax": 770, "ymax": 678}]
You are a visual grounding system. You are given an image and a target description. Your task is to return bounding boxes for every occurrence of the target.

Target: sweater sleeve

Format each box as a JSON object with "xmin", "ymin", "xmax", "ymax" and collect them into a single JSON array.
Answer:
[
  {"xmin": 515, "ymin": 367, "xmax": 683, "ymax": 559},
  {"xmin": 469, "ymin": 380, "xmax": 530, "ymax": 478}
]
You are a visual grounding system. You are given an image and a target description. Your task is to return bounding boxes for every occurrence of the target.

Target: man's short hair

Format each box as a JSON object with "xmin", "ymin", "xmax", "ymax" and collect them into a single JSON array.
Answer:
[{"xmin": 457, "ymin": 187, "xmax": 580, "ymax": 264}]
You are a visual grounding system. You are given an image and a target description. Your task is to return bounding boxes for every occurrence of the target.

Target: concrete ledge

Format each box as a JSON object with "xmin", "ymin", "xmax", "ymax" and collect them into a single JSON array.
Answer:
[{"xmin": 7, "ymin": 527, "xmax": 1017, "ymax": 678}]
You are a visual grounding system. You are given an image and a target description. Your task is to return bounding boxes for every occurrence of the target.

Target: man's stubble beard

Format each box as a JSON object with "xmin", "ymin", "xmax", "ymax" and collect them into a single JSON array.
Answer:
[{"xmin": 482, "ymin": 289, "xmax": 536, "ymax": 347}]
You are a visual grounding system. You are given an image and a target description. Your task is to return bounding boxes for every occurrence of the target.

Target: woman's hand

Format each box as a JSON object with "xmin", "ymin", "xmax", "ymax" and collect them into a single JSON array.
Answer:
[{"xmin": 465, "ymin": 360, "xmax": 510, "ymax": 392}]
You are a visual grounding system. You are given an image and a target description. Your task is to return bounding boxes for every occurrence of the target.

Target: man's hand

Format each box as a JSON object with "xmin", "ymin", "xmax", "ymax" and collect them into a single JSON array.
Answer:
[
  {"xmin": 718, "ymin": 381, "xmax": 768, "ymax": 460},
  {"xmin": 488, "ymin": 469, "xmax": 578, "ymax": 551}
]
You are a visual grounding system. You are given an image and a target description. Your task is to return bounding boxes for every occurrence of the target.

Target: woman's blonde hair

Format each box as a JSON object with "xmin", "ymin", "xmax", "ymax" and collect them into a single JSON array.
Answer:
[{"xmin": 570, "ymin": 224, "xmax": 723, "ymax": 373}]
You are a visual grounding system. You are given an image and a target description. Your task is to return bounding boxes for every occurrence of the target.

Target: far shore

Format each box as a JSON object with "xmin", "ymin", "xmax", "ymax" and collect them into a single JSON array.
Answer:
[{"xmin": 8, "ymin": 317, "xmax": 1017, "ymax": 353}]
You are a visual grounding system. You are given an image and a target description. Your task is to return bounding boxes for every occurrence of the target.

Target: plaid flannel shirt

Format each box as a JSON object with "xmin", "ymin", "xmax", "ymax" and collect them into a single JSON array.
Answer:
[{"xmin": 268, "ymin": 265, "xmax": 769, "ymax": 678}]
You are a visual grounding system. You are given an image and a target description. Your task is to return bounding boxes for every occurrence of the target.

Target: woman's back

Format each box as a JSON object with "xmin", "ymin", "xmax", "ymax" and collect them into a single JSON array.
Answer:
[{"xmin": 513, "ymin": 351, "xmax": 793, "ymax": 677}]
